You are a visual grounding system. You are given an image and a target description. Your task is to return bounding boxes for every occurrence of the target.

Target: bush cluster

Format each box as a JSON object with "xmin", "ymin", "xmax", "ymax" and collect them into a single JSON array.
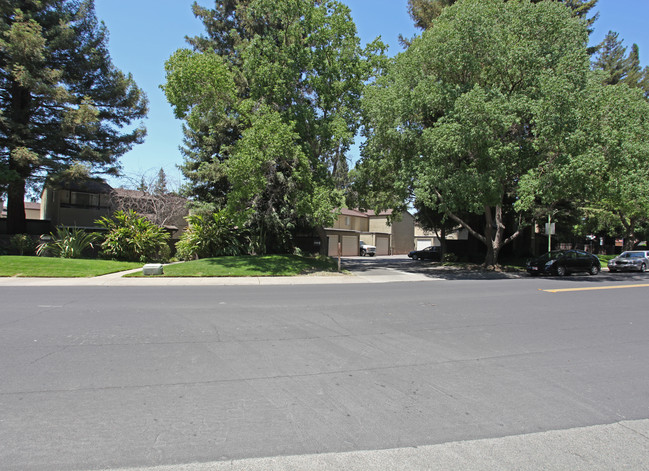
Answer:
[
  {"xmin": 36, "ymin": 227, "xmax": 98, "ymax": 258},
  {"xmin": 96, "ymin": 210, "xmax": 170, "ymax": 263},
  {"xmin": 175, "ymin": 211, "xmax": 244, "ymax": 260},
  {"xmin": 27, "ymin": 211, "xmax": 170, "ymax": 263},
  {"xmin": 19, "ymin": 208, "xmax": 307, "ymax": 263}
]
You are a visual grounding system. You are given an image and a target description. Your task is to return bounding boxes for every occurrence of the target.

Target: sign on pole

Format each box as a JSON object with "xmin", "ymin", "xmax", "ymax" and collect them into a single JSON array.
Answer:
[{"xmin": 544, "ymin": 223, "xmax": 555, "ymax": 235}]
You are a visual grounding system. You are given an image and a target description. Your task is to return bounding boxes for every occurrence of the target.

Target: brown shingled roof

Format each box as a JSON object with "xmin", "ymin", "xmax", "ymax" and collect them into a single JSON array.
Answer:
[
  {"xmin": 336, "ymin": 208, "xmax": 394, "ymax": 217},
  {"xmin": 111, "ymin": 187, "xmax": 148, "ymax": 198}
]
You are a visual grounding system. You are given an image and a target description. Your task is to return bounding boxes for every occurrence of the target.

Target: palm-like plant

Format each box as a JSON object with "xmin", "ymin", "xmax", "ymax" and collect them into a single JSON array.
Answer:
[
  {"xmin": 36, "ymin": 227, "xmax": 99, "ymax": 258},
  {"xmin": 96, "ymin": 210, "xmax": 170, "ymax": 262}
]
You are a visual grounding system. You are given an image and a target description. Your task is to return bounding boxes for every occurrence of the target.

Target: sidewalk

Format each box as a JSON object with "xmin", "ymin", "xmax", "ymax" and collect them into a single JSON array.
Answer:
[{"xmin": 0, "ymin": 266, "xmax": 436, "ymax": 287}]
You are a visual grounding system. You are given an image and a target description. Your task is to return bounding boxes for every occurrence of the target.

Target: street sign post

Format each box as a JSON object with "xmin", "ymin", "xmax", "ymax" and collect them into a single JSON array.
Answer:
[{"xmin": 545, "ymin": 217, "xmax": 555, "ymax": 252}]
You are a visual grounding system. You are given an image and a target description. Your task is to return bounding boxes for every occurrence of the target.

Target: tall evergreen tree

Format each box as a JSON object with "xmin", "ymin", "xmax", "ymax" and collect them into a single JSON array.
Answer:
[
  {"xmin": 152, "ymin": 168, "xmax": 168, "ymax": 195},
  {"xmin": 621, "ymin": 44, "xmax": 649, "ymax": 97},
  {"xmin": 407, "ymin": 0, "xmax": 454, "ymax": 30},
  {"xmin": 136, "ymin": 176, "xmax": 148, "ymax": 193},
  {"xmin": 593, "ymin": 31, "xmax": 649, "ymax": 97},
  {"xmin": 594, "ymin": 31, "xmax": 630, "ymax": 85},
  {"xmin": 0, "ymin": 0, "xmax": 148, "ymax": 234}
]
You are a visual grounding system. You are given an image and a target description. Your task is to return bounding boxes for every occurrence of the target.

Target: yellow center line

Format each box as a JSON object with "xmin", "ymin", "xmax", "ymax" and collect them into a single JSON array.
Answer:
[{"xmin": 541, "ymin": 284, "xmax": 649, "ymax": 293}]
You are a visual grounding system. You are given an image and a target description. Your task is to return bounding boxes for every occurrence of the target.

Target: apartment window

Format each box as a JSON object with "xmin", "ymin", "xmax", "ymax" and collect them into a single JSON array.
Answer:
[
  {"xmin": 345, "ymin": 216, "xmax": 351, "ymax": 226},
  {"xmin": 61, "ymin": 191, "xmax": 102, "ymax": 209}
]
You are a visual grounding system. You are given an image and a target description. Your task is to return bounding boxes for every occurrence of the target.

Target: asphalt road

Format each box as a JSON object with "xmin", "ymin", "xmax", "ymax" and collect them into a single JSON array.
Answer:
[{"xmin": 2, "ymin": 272, "xmax": 649, "ymax": 470}]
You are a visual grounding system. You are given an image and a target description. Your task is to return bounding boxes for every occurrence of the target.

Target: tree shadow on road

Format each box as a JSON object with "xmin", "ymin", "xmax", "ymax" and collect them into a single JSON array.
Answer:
[{"xmin": 341, "ymin": 257, "xmax": 649, "ymax": 282}]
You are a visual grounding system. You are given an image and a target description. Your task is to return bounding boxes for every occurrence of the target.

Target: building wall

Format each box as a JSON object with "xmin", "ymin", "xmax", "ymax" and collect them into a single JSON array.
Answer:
[
  {"xmin": 1, "ymin": 203, "xmax": 40, "ymax": 220},
  {"xmin": 42, "ymin": 187, "xmax": 111, "ymax": 228},
  {"xmin": 389, "ymin": 212, "xmax": 415, "ymax": 254},
  {"xmin": 414, "ymin": 225, "xmax": 436, "ymax": 237},
  {"xmin": 40, "ymin": 188, "xmax": 54, "ymax": 222},
  {"xmin": 414, "ymin": 224, "xmax": 469, "ymax": 248},
  {"xmin": 368, "ymin": 216, "xmax": 389, "ymax": 234},
  {"xmin": 56, "ymin": 206, "xmax": 111, "ymax": 228},
  {"xmin": 25, "ymin": 207, "xmax": 40, "ymax": 220},
  {"xmin": 332, "ymin": 214, "xmax": 369, "ymax": 232},
  {"xmin": 366, "ymin": 213, "xmax": 415, "ymax": 255}
]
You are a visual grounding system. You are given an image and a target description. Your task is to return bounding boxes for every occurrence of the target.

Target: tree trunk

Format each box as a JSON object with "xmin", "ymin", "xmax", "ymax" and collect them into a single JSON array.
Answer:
[
  {"xmin": 439, "ymin": 225, "xmax": 446, "ymax": 261},
  {"xmin": 445, "ymin": 203, "xmax": 524, "ymax": 268},
  {"xmin": 7, "ymin": 179, "xmax": 27, "ymax": 235},
  {"xmin": 315, "ymin": 225, "xmax": 328, "ymax": 256},
  {"xmin": 7, "ymin": 82, "xmax": 31, "ymax": 235},
  {"xmin": 623, "ymin": 235, "xmax": 638, "ymax": 251},
  {"xmin": 484, "ymin": 243, "xmax": 501, "ymax": 267},
  {"xmin": 432, "ymin": 170, "xmax": 528, "ymax": 267},
  {"xmin": 482, "ymin": 205, "xmax": 506, "ymax": 267},
  {"xmin": 618, "ymin": 215, "xmax": 638, "ymax": 251}
]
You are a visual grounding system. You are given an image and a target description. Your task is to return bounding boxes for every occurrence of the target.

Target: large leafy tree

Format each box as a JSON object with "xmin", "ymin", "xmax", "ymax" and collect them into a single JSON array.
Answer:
[
  {"xmin": 518, "ymin": 77, "xmax": 649, "ymax": 251},
  {"xmin": 357, "ymin": 0, "xmax": 592, "ymax": 266},
  {"xmin": 164, "ymin": 0, "xmax": 381, "ymax": 253},
  {"xmin": 0, "ymin": 0, "xmax": 148, "ymax": 234},
  {"xmin": 556, "ymin": 81, "xmax": 649, "ymax": 250}
]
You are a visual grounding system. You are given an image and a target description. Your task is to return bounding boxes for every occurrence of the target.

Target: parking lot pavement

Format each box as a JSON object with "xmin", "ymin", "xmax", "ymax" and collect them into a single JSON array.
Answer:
[{"xmin": 340, "ymin": 255, "xmax": 441, "ymax": 282}]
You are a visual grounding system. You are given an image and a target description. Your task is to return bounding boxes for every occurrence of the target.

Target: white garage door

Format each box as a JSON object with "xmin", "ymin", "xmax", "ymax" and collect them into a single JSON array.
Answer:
[
  {"xmin": 342, "ymin": 236, "xmax": 358, "ymax": 256},
  {"xmin": 417, "ymin": 239, "xmax": 432, "ymax": 251},
  {"xmin": 376, "ymin": 237, "xmax": 390, "ymax": 255},
  {"xmin": 328, "ymin": 236, "xmax": 339, "ymax": 256}
]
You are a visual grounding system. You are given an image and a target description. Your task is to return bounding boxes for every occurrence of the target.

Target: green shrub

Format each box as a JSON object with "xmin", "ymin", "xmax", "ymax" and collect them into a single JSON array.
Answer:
[
  {"xmin": 175, "ymin": 210, "xmax": 244, "ymax": 260},
  {"xmin": 36, "ymin": 227, "xmax": 98, "ymax": 258},
  {"xmin": 10, "ymin": 233, "xmax": 35, "ymax": 256},
  {"xmin": 96, "ymin": 210, "xmax": 170, "ymax": 262},
  {"xmin": 158, "ymin": 242, "xmax": 172, "ymax": 263}
]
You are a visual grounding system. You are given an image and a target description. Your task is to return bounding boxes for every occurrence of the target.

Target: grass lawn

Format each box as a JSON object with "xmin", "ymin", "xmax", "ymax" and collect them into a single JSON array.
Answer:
[
  {"xmin": 598, "ymin": 254, "xmax": 616, "ymax": 268},
  {"xmin": 129, "ymin": 254, "xmax": 340, "ymax": 277},
  {"xmin": 0, "ymin": 256, "xmax": 143, "ymax": 277}
]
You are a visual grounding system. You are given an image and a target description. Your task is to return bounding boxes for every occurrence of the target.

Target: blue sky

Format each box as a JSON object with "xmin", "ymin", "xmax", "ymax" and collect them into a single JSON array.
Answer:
[{"xmin": 94, "ymin": 0, "xmax": 649, "ymax": 189}]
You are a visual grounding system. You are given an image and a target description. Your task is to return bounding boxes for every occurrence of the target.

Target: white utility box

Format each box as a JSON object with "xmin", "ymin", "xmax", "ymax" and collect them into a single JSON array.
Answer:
[{"xmin": 142, "ymin": 264, "xmax": 164, "ymax": 276}]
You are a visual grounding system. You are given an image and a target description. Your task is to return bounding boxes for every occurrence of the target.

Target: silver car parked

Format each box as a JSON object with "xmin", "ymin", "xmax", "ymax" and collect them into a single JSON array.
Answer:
[{"xmin": 608, "ymin": 251, "xmax": 649, "ymax": 272}]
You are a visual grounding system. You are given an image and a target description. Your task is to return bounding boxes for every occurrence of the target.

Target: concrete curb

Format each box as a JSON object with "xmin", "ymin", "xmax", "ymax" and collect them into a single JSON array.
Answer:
[
  {"xmin": 112, "ymin": 419, "xmax": 649, "ymax": 471},
  {"xmin": 0, "ymin": 272, "xmax": 435, "ymax": 287}
]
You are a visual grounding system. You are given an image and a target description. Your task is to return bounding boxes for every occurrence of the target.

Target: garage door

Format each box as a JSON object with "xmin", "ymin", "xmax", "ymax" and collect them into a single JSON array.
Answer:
[
  {"xmin": 417, "ymin": 239, "xmax": 432, "ymax": 251},
  {"xmin": 376, "ymin": 236, "xmax": 390, "ymax": 255},
  {"xmin": 328, "ymin": 236, "xmax": 339, "ymax": 256},
  {"xmin": 342, "ymin": 236, "xmax": 358, "ymax": 256}
]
